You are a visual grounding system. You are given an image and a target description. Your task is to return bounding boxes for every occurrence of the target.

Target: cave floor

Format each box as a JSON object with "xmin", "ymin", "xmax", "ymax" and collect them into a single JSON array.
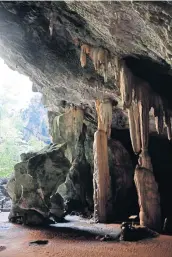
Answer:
[{"xmin": 1, "ymin": 213, "xmax": 172, "ymax": 257}]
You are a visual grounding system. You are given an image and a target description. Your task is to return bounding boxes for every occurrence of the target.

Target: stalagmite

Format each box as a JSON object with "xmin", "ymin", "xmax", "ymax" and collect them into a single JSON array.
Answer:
[
  {"xmin": 138, "ymin": 149, "xmax": 153, "ymax": 172},
  {"xmin": 93, "ymin": 99, "xmax": 112, "ymax": 222},
  {"xmin": 119, "ymin": 61, "xmax": 161, "ymax": 231},
  {"xmin": 134, "ymin": 165, "xmax": 161, "ymax": 231},
  {"xmin": 93, "ymin": 130, "xmax": 111, "ymax": 222}
]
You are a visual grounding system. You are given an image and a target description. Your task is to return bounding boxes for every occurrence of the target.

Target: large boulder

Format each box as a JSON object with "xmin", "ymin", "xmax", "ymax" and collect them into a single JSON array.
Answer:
[{"xmin": 7, "ymin": 143, "xmax": 70, "ymax": 224}]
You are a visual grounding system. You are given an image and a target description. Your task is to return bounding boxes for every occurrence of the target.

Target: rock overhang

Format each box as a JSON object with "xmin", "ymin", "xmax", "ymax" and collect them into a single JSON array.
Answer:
[{"xmin": 0, "ymin": 1, "xmax": 172, "ymax": 129}]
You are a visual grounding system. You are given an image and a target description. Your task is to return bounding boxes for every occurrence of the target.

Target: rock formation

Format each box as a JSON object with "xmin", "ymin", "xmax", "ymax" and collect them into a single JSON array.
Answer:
[
  {"xmin": 7, "ymin": 106, "xmax": 134, "ymax": 225},
  {"xmin": 1, "ymin": 1, "xmax": 172, "ymax": 231},
  {"xmin": 7, "ymin": 144, "xmax": 70, "ymax": 224}
]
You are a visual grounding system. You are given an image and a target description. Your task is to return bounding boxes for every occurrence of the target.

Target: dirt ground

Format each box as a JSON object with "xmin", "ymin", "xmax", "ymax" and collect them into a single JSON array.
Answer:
[{"xmin": 1, "ymin": 212, "xmax": 172, "ymax": 257}]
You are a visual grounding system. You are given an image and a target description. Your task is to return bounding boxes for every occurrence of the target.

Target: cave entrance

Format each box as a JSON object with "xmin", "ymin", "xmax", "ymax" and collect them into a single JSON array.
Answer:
[{"xmin": 0, "ymin": 58, "xmax": 51, "ymax": 215}]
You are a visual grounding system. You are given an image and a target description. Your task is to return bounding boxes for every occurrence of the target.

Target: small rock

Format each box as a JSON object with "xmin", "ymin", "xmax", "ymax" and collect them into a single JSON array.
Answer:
[
  {"xmin": 29, "ymin": 240, "xmax": 48, "ymax": 245},
  {"xmin": 0, "ymin": 246, "xmax": 6, "ymax": 252},
  {"xmin": 96, "ymin": 234, "xmax": 113, "ymax": 242},
  {"xmin": 120, "ymin": 222, "xmax": 159, "ymax": 241}
]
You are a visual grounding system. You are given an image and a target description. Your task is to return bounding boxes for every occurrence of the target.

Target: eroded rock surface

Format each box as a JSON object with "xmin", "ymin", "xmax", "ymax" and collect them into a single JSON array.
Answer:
[
  {"xmin": 7, "ymin": 143, "xmax": 70, "ymax": 224},
  {"xmin": 6, "ymin": 109, "xmax": 134, "ymax": 224},
  {"xmin": 1, "ymin": 2, "xmax": 172, "ymax": 127},
  {"xmin": 1, "ymin": 1, "xmax": 172, "ymax": 228}
]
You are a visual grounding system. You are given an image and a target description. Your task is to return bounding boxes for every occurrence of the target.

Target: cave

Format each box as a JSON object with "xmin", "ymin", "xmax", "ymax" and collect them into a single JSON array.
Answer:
[{"xmin": 1, "ymin": 1, "xmax": 172, "ymax": 256}]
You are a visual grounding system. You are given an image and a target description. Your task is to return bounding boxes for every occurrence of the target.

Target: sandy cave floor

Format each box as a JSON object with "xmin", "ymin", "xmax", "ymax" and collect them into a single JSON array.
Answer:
[{"xmin": 1, "ymin": 212, "xmax": 172, "ymax": 257}]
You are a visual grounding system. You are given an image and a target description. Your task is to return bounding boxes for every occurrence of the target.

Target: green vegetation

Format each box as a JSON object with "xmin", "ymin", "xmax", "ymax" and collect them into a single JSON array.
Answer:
[{"xmin": 0, "ymin": 78, "xmax": 47, "ymax": 178}]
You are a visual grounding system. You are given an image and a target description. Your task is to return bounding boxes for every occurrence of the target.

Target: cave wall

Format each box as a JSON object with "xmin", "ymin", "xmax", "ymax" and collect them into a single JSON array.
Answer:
[
  {"xmin": 1, "ymin": 1, "xmax": 172, "ymax": 116},
  {"xmin": 1, "ymin": 1, "xmax": 172, "ymax": 228}
]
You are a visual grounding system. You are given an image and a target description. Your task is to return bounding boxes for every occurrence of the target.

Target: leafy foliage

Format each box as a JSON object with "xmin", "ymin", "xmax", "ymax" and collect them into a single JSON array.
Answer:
[{"xmin": 0, "ymin": 75, "xmax": 49, "ymax": 178}]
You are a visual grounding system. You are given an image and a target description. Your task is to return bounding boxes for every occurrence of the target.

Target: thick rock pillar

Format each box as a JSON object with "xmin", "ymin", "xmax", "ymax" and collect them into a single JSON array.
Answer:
[
  {"xmin": 119, "ymin": 62, "xmax": 161, "ymax": 231},
  {"xmin": 134, "ymin": 165, "xmax": 161, "ymax": 231},
  {"xmin": 93, "ymin": 99, "xmax": 112, "ymax": 222}
]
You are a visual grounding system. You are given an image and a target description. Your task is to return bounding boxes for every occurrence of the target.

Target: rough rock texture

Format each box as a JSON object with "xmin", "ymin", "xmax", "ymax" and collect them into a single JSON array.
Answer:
[
  {"xmin": 134, "ymin": 166, "xmax": 161, "ymax": 231},
  {"xmin": 1, "ymin": 2, "xmax": 172, "ymax": 126},
  {"xmin": 7, "ymin": 144, "xmax": 70, "ymax": 224},
  {"xmin": 52, "ymin": 107, "xmax": 84, "ymax": 162},
  {"xmin": 6, "ymin": 108, "xmax": 134, "ymax": 224},
  {"xmin": 93, "ymin": 130, "xmax": 112, "ymax": 223},
  {"xmin": 2, "ymin": 1, "xmax": 172, "ymax": 227}
]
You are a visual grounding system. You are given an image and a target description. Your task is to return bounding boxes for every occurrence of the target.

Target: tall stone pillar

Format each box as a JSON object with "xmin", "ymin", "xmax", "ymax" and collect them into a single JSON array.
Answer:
[
  {"xmin": 119, "ymin": 61, "xmax": 161, "ymax": 231},
  {"xmin": 134, "ymin": 165, "xmax": 161, "ymax": 231},
  {"xmin": 93, "ymin": 98, "xmax": 112, "ymax": 223}
]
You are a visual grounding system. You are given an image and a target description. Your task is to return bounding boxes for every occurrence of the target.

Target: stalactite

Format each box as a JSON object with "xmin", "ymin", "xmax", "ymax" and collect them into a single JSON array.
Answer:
[
  {"xmin": 95, "ymin": 99, "xmax": 112, "ymax": 138},
  {"xmin": 137, "ymin": 82, "xmax": 151, "ymax": 150},
  {"xmin": 152, "ymin": 94, "xmax": 164, "ymax": 134},
  {"xmin": 80, "ymin": 45, "xmax": 109, "ymax": 82},
  {"xmin": 128, "ymin": 103, "xmax": 141, "ymax": 154},
  {"xmin": 80, "ymin": 44, "xmax": 91, "ymax": 68},
  {"xmin": 49, "ymin": 12, "xmax": 57, "ymax": 37},
  {"xmin": 119, "ymin": 60, "xmax": 161, "ymax": 230},
  {"xmin": 114, "ymin": 57, "xmax": 121, "ymax": 88},
  {"xmin": 164, "ymin": 109, "xmax": 172, "ymax": 140},
  {"xmin": 138, "ymin": 149, "xmax": 153, "ymax": 171},
  {"xmin": 92, "ymin": 48, "xmax": 99, "ymax": 70},
  {"xmin": 119, "ymin": 62, "xmax": 133, "ymax": 109},
  {"xmin": 137, "ymin": 82, "xmax": 153, "ymax": 171}
]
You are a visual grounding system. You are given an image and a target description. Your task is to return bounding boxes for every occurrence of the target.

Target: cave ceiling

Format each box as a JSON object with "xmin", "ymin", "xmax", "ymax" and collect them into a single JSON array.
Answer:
[{"xmin": 0, "ymin": 1, "xmax": 172, "ymax": 129}]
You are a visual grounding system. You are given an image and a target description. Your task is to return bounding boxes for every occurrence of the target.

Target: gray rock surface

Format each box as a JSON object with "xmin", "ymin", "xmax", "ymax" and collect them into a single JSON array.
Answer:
[
  {"xmin": 6, "ymin": 110, "xmax": 134, "ymax": 224},
  {"xmin": 0, "ymin": 1, "xmax": 172, "ymax": 228},
  {"xmin": 0, "ymin": 2, "xmax": 171, "ymax": 128},
  {"xmin": 7, "ymin": 143, "xmax": 70, "ymax": 224}
]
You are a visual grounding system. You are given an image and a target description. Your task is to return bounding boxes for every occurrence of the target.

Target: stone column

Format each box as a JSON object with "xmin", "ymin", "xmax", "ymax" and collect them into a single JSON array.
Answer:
[
  {"xmin": 93, "ymin": 99, "xmax": 112, "ymax": 223},
  {"xmin": 134, "ymin": 165, "xmax": 161, "ymax": 231},
  {"xmin": 119, "ymin": 61, "xmax": 161, "ymax": 231}
]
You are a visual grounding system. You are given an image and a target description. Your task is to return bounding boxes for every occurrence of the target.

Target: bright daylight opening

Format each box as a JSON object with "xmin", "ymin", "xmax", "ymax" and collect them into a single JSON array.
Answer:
[{"xmin": 0, "ymin": 58, "xmax": 51, "ymax": 178}]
